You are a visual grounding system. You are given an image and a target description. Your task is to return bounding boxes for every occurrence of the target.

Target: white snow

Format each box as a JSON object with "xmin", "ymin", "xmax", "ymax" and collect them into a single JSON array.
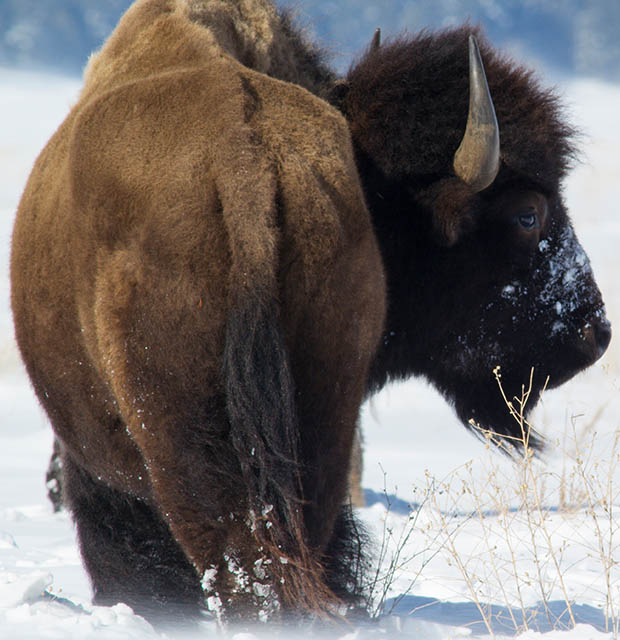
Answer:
[{"xmin": 0, "ymin": 69, "xmax": 618, "ymax": 639}]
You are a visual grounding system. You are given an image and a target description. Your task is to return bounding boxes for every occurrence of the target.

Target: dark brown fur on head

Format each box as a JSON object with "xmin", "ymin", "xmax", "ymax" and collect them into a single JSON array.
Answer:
[
  {"xmin": 339, "ymin": 26, "xmax": 577, "ymax": 188},
  {"xmin": 327, "ymin": 25, "xmax": 607, "ymax": 451},
  {"xmin": 331, "ymin": 26, "xmax": 579, "ymax": 247}
]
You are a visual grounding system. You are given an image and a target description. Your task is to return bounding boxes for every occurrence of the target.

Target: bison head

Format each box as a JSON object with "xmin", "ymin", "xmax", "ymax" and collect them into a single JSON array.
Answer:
[{"xmin": 332, "ymin": 27, "xmax": 611, "ymax": 447}]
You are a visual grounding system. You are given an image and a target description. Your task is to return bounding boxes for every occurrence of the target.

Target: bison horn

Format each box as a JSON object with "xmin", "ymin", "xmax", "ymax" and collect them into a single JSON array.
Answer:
[
  {"xmin": 453, "ymin": 35, "xmax": 500, "ymax": 193},
  {"xmin": 370, "ymin": 28, "xmax": 381, "ymax": 52}
]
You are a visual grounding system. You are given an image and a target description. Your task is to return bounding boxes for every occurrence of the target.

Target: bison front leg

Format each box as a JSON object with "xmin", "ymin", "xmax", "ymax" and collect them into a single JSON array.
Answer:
[
  {"xmin": 348, "ymin": 427, "xmax": 365, "ymax": 508},
  {"xmin": 46, "ymin": 437, "xmax": 64, "ymax": 512}
]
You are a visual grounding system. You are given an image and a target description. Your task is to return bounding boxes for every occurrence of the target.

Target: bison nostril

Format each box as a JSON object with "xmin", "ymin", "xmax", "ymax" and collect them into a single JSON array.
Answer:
[
  {"xmin": 593, "ymin": 317, "xmax": 612, "ymax": 358},
  {"xmin": 580, "ymin": 316, "xmax": 611, "ymax": 361}
]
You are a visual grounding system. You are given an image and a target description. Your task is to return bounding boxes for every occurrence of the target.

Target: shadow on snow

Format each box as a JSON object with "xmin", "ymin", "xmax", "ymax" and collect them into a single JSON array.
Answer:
[{"xmin": 385, "ymin": 595, "xmax": 611, "ymax": 635}]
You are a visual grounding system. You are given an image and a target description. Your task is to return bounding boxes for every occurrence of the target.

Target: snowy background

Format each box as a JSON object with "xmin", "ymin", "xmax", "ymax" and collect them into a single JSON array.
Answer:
[
  {"xmin": 0, "ymin": 2, "xmax": 619, "ymax": 639},
  {"xmin": 3, "ymin": 0, "xmax": 620, "ymax": 82}
]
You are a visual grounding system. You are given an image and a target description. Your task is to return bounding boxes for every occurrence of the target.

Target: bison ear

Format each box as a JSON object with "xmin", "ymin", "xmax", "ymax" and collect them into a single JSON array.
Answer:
[
  {"xmin": 422, "ymin": 178, "xmax": 477, "ymax": 247},
  {"xmin": 326, "ymin": 79, "xmax": 350, "ymax": 112},
  {"xmin": 328, "ymin": 29, "xmax": 379, "ymax": 111}
]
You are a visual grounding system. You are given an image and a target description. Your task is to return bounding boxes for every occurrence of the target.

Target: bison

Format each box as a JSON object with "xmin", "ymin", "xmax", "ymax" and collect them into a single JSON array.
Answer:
[{"xmin": 11, "ymin": 0, "xmax": 610, "ymax": 628}]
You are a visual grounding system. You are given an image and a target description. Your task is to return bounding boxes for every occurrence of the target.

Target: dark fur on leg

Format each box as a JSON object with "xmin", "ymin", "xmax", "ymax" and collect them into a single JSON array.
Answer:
[
  {"xmin": 61, "ymin": 454, "xmax": 205, "ymax": 627},
  {"xmin": 46, "ymin": 438, "xmax": 64, "ymax": 513},
  {"xmin": 323, "ymin": 504, "xmax": 370, "ymax": 613},
  {"xmin": 304, "ymin": 506, "xmax": 372, "ymax": 636}
]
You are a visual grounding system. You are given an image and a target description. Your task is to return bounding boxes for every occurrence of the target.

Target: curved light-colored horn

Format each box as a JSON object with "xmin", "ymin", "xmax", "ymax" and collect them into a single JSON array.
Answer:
[
  {"xmin": 370, "ymin": 28, "xmax": 381, "ymax": 52},
  {"xmin": 453, "ymin": 35, "xmax": 500, "ymax": 192}
]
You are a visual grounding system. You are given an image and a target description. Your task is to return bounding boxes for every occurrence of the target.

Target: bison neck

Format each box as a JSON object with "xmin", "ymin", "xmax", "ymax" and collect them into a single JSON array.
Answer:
[{"xmin": 359, "ymin": 159, "xmax": 442, "ymax": 395}]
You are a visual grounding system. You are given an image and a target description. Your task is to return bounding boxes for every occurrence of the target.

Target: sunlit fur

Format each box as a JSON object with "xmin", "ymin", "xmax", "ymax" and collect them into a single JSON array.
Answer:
[{"xmin": 12, "ymin": 0, "xmax": 384, "ymax": 624}]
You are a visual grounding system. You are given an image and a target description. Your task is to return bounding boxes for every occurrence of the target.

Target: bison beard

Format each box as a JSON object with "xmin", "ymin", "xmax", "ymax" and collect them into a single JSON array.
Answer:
[{"xmin": 12, "ymin": 0, "xmax": 610, "ymax": 630}]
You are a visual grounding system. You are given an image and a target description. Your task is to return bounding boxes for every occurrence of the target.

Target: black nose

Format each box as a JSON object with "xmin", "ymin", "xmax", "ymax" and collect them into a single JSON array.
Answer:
[{"xmin": 593, "ymin": 316, "xmax": 612, "ymax": 359}]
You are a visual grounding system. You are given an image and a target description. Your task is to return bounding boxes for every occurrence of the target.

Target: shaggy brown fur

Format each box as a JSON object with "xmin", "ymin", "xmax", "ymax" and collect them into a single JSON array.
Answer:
[{"xmin": 12, "ymin": 0, "xmax": 384, "ymax": 624}]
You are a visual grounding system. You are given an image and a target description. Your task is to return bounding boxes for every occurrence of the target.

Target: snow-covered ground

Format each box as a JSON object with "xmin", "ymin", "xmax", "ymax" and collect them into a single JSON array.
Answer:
[{"xmin": 0, "ymin": 68, "xmax": 618, "ymax": 639}]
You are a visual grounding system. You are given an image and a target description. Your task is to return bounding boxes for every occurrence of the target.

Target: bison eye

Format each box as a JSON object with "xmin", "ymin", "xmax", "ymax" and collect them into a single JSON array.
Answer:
[{"xmin": 517, "ymin": 212, "xmax": 539, "ymax": 230}]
